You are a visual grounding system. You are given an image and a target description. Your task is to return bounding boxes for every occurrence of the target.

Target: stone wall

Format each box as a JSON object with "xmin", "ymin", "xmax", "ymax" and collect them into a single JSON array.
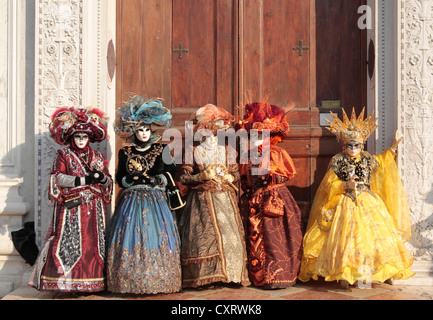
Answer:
[
  {"xmin": 0, "ymin": 0, "xmax": 31, "ymax": 297},
  {"xmin": 399, "ymin": 0, "xmax": 433, "ymax": 284}
]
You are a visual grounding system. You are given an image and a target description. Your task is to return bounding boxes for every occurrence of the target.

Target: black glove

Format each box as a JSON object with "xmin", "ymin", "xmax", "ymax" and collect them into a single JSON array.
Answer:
[
  {"xmin": 74, "ymin": 175, "xmax": 95, "ymax": 187},
  {"xmin": 90, "ymin": 170, "xmax": 106, "ymax": 183},
  {"xmin": 142, "ymin": 176, "xmax": 162, "ymax": 186},
  {"xmin": 124, "ymin": 173, "xmax": 141, "ymax": 185}
]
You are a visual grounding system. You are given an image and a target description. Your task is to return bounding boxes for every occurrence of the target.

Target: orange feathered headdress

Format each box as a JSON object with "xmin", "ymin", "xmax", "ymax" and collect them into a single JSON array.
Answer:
[
  {"xmin": 236, "ymin": 101, "xmax": 291, "ymax": 138},
  {"xmin": 189, "ymin": 104, "xmax": 235, "ymax": 132}
]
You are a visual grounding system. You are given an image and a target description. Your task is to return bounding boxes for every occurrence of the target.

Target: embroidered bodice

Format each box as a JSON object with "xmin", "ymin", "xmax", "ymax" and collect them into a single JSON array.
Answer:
[
  {"xmin": 330, "ymin": 151, "xmax": 379, "ymax": 186},
  {"xmin": 116, "ymin": 143, "xmax": 176, "ymax": 188},
  {"xmin": 196, "ymin": 142, "xmax": 227, "ymax": 169},
  {"xmin": 330, "ymin": 151, "xmax": 380, "ymax": 201}
]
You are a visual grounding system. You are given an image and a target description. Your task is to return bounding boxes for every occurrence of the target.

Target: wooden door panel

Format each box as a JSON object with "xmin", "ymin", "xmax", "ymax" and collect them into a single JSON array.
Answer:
[
  {"xmin": 263, "ymin": 0, "xmax": 311, "ymax": 109},
  {"xmin": 172, "ymin": 0, "xmax": 237, "ymax": 130},
  {"xmin": 117, "ymin": 0, "xmax": 172, "ymax": 102},
  {"xmin": 173, "ymin": 0, "xmax": 216, "ymax": 108}
]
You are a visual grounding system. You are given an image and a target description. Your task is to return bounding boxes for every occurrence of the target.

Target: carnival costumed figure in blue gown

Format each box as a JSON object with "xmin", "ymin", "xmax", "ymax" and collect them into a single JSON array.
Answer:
[{"xmin": 106, "ymin": 96, "xmax": 182, "ymax": 294}]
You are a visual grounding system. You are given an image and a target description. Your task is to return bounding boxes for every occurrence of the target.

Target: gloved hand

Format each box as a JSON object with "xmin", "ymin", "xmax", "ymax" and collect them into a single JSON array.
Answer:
[
  {"xmin": 142, "ymin": 175, "xmax": 165, "ymax": 187},
  {"xmin": 74, "ymin": 175, "xmax": 95, "ymax": 187},
  {"xmin": 199, "ymin": 168, "xmax": 216, "ymax": 181},
  {"xmin": 90, "ymin": 170, "xmax": 106, "ymax": 183}
]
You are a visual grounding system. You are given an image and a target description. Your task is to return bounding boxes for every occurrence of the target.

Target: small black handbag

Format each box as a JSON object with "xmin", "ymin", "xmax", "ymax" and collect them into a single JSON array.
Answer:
[
  {"xmin": 165, "ymin": 172, "xmax": 186, "ymax": 211},
  {"xmin": 65, "ymin": 196, "xmax": 82, "ymax": 209}
]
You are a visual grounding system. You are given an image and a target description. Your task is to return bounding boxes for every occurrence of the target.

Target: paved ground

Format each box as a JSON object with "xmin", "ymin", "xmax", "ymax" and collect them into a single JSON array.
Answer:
[{"xmin": 3, "ymin": 278, "xmax": 433, "ymax": 301}]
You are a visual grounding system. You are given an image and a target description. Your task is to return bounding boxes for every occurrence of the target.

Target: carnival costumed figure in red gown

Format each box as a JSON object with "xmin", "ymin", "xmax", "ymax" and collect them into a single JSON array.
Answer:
[
  {"xmin": 237, "ymin": 102, "xmax": 304, "ymax": 289},
  {"xmin": 29, "ymin": 107, "xmax": 112, "ymax": 292}
]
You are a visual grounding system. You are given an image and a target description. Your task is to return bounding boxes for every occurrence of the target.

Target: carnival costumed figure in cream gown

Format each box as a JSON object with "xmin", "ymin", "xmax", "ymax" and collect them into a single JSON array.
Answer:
[
  {"xmin": 299, "ymin": 109, "xmax": 414, "ymax": 288},
  {"xmin": 178, "ymin": 104, "xmax": 250, "ymax": 288}
]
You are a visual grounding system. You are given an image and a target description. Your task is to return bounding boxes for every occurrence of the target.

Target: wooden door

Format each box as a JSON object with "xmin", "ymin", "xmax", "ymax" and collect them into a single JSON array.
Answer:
[
  {"xmin": 116, "ymin": 0, "xmax": 367, "ymax": 221},
  {"xmin": 171, "ymin": 0, "xmax": 238, "ymax": 129},
  {"xmin": 115, "ymin": 0, "xmax": 238, "ymax": 200}
]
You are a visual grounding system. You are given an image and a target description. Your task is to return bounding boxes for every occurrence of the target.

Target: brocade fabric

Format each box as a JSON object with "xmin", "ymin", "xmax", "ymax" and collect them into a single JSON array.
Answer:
[
  {"xmin": 299, "ymin": 149, "xmax": 414, "ymax": 284},
  {"xmin": 105, "ymin": 143, "xmax": 182, "ymax": 294},
  {"xmin": 239, "ymin": 145, "xmax": 304, "ymax": 289},
  {"xmin": 179, "ymin": 145, "xmax": 250, "ymax": 288},
  {"xmin": 29, "ymin": 148, "xmax": 112, "ymax": 292}
]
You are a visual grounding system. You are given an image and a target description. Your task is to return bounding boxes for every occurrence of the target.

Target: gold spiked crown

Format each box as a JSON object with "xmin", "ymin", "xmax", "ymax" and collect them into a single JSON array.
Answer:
[{"xmin": 326, "ymin": 108, "xmax": 378, "ymax": 145}]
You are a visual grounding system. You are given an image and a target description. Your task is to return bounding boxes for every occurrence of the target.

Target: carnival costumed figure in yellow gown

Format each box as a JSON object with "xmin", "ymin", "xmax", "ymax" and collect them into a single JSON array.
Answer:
[{"xmin": 299, "ymin": 109, "xmax": 414, "ymax": 288}]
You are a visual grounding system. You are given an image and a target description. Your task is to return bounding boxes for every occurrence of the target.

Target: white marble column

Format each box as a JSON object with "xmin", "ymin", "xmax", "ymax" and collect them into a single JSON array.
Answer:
[
  {"xmin": 34, "ymin": 0, "xmax": 85, "ymax": 248},
  {"xmin": 0, "ymin": 0, "xmax": 31, "ymax": 297},
  {"xmin": 398, "ymin": 0, "xmax": 433, "ymax": 285}
]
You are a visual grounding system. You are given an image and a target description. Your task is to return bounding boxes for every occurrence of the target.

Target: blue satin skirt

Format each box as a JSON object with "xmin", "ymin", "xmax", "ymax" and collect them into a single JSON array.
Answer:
[{"xmin": 106, "ymin": 185, "xmax": 182, "ymax": 294}]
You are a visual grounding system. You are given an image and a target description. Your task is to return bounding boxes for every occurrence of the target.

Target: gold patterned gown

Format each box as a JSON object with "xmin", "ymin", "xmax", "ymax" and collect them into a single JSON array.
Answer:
[
  {"xmin": 179, "ymin": 144, "xmax": 250, "ymax": 288},
  {"xmin": 299, "ymin": 149, "xmax": 414, "ymax": 285}
]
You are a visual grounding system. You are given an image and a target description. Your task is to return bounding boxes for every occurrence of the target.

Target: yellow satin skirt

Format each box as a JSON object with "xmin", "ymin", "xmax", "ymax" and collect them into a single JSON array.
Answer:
[{"xmin": 299, "ymin": 192, "xmax": 414, "ymax": 285}]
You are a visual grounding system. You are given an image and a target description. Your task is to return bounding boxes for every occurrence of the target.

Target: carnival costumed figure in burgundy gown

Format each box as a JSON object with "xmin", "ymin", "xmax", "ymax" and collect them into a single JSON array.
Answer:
[
  {"xmin": 178, "ymin": 104, "xmax": 250, "ymax": 288},
  {"xmin": 29, "ymin": 107, "xmax": 112, "ymax": 292},
  {"xmin": 106, "ymin": 96, "xmax": 181, "ymax": 295},
  {"xmin": 237, "ymin": 102, "xmax": 304, "ymax": 289}
]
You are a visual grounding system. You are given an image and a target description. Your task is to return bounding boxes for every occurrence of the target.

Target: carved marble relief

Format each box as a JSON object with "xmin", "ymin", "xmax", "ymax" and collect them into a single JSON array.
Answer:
[
  {"xmin": 35, "ymin": 0, "xmax": 83, "ymax": 246},
  {"xmin": 401, "ymin": 0, "xmax": 433, "ymax": 260}
]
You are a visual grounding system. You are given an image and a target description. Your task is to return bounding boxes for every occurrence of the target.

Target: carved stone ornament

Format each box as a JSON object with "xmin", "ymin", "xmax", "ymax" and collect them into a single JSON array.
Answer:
[
  {"xmin": 35, "ymin": 0, "xmax": 83, "ymax": 246},
  {"xmin": 401, "ymin": 0, "xmax": 433, "ymax": 261}
]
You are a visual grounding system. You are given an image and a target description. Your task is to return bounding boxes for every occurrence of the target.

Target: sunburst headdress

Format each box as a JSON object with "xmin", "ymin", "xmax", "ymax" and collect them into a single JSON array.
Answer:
[{"xmin": 326, "ymin": 108, "xmax": 378, "ymax": 145}]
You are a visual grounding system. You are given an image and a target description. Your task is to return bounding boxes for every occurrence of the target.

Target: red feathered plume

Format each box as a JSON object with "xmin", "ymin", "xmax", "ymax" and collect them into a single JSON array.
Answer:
[
  {"xmin": 51, "ymin": 107, "xmax": 75, "ymax": 122},
  {"xmin": 89, "ymin": 107, "xmax": 107, "ymax": 120},
  {"xmin": 49, "ymin": 106, "xmax": 108, "ymax": 145}
]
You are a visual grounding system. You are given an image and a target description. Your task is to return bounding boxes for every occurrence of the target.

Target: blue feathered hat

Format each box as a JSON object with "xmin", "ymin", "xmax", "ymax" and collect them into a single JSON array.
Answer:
[{"xmin": 114, "ymin": 96, "xmax": 172, "ymax": 138}]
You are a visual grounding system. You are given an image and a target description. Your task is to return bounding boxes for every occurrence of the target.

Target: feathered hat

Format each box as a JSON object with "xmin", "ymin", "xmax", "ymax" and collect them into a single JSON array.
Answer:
[
  {"xmin": 189, "ymin": 104, "xmax": 235, "ymax": 133},
  {"xmin": 326, "ymin": 108, "xmax": 378, "ymax": 145},
  {"xmin": 236, "ymin": 101, "xmax": 291, "ymax": 138},
  {"xmin": 114, "ymin": 96, "xmax": 172, "ymax": 139},
  {"xmin": 49, "ymin": 107, "xmax": 109, "ymax": 145}
]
